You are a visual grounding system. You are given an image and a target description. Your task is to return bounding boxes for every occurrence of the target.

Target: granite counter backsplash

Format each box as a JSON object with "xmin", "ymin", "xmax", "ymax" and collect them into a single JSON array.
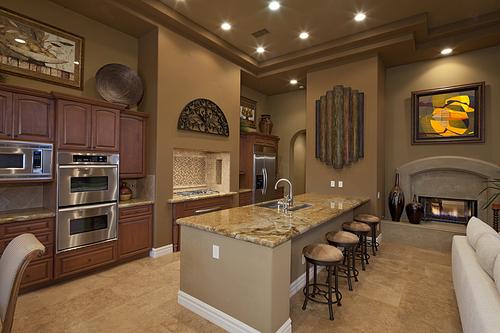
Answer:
[{"xmin": 0, "ymin": 207, "xmax": 55, "ymax": 225}]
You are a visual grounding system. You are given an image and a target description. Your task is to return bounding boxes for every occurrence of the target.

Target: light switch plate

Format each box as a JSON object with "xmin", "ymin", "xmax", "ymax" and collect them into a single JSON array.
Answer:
[{"xmin": 213, "ymin": 245, "xmax": 219, "ymax": 259}]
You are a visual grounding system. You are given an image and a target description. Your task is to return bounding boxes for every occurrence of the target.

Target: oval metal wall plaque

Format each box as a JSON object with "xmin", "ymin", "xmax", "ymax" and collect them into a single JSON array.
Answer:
[{"xmin": 178, "ymin": 98, "xmax": 229, "ymax": 136}]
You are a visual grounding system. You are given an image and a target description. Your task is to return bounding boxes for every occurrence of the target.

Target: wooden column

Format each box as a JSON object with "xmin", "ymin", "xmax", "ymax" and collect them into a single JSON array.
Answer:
[
  {"xmin": 343, "ymin": 87, "xmax": 352, "ymax": 166},
  {"xmin": 320, "ymin": 95, "xmax": 327, "ymax": 162},
  {"xmin": 359, "ymin": 92, "xmax": 364, "ymax": 158},
  {"xmin": 326, "ymin": 90, "xmax": 334, "ymax": 165},
  {"xmin": 351, "ymin": 90, "xmax": 359, "ymax": 162},
  {"xmin": 333, "ymin": 85, "xmax": 344, "ymax": 169}
]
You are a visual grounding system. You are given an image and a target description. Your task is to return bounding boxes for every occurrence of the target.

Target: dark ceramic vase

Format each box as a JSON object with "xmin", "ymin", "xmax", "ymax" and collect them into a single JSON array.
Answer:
[
  {"xmin": 406, "ymin": 194, "xmax": 424, "ymax": 224},
  {"xmin": 119, "ymin": 181, "xmax": 132, "ymax": 201},
  {"xmin": 259, "ymin": 114, "xmax": 273, "ymax": 134},
  {"xmin": 388, "ymin": 173, "xmax": 405, "ymax": 221}
]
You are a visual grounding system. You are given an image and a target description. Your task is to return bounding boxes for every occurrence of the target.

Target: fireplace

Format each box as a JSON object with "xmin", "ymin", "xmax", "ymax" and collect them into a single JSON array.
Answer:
[{"xmin": 419, "ymin": 196, "xmax": 477, "ymax": 225}]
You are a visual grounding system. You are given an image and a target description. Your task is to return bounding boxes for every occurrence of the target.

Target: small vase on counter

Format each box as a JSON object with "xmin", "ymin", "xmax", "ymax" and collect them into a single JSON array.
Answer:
[
  {"xmin": 119, "ymin": 182, "xmax": 132, "ymax": 201},
  {"xmin": 259, "ymin": 114, "xmax": 273, "ymax": 134},
  {"xmin": 406, "ymin": 195, "xmax": 424, "ymax": 224},
  {"xmin": 388, "ymin": 173, "xmax": 404, "ymax": 221}
]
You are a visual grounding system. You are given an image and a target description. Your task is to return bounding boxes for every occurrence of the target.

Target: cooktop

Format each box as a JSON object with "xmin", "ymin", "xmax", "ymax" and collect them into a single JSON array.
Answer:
[{"xmin": 173, "ymin": 190, "xmax": 219, "ymax": 197}]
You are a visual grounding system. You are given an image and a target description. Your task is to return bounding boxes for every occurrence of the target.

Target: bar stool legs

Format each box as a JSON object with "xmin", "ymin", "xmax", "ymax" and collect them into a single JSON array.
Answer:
[
  {"xmin": 302, "ymin": 244, "xmax": 343, "ymax": 321},
  {"xmin": 354, "ymin": 214, "xmax": 381, "ymax": 256},
  {"xmin": 342, "ymin": 222, "xmax": 371, "ymax": 271},
  {"xmin": 325, "ymin": 230, "xmax": 359, "ymax": 291}
]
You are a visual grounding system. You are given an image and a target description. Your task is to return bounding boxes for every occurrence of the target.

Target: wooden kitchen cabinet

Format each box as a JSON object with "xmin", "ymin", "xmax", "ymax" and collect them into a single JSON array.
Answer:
[
  {"xmin": 55, "ymin": 240, "xmax": 117, "ymax": 279},
  {"xmin": 53, "ymin": 92, "xmax": 122, "ymax": 152},
  {"xmin": 0, "ymin": 218, "xmax": 55, "ymax": 290},
  {"xmin": 172, "ymin": 196, "xmax": 233, "ymax": 252},
  {"xmin": 0, "ymin": 87, "xmax": 54, "ymax": 143},
  {"xmin": 239, "ymin": 191, "xmax": 253, "ymax": 207},
  {"xmin": 120, "ymin": 110, "xmax": 149, "ymax": 178},
  {"xmin": 239, "ymin": 132, "xmax": 280, "ymax": 193},
  {"xmin": 118, "ymin": 205, "xmax": 153, "ymax": 259}
]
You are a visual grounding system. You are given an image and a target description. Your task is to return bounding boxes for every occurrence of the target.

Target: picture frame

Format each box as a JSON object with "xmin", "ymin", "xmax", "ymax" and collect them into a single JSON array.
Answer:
[
  {"xmin": 0, "ymin": 6, "xmax": 84, "ymax": 90},
  {"xmin": 411, "ymin": 81, "xmax": 485, "ymax": 145},
  {"xmin": 240, "ymin": 96, "xmax": 256, "ymax": 128}
]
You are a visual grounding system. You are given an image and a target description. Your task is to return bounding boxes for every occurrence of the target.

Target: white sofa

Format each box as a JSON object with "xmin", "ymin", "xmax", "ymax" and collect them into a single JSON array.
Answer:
[{"xmin": 452, "ymin": 217, "xmax": 500, "ymax": 333}]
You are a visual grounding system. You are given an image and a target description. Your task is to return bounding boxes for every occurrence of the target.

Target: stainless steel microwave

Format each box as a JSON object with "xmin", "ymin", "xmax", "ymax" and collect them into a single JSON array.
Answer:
[{"xmin": 0, "ymin": 141, "xmax": 53, "ymax": 181}]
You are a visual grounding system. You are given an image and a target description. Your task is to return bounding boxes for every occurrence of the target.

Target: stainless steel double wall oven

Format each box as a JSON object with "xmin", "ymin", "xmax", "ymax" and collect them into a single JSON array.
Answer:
[{"xmin": 57, "ymin": 152, "xmax": 119, "ymax": 253}]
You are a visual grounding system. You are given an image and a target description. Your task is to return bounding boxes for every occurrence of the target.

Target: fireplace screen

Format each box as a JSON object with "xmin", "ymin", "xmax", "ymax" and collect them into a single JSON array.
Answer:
[{"xmin": 419, "ymin": 196, "xmax": 477, "ymax": 224}]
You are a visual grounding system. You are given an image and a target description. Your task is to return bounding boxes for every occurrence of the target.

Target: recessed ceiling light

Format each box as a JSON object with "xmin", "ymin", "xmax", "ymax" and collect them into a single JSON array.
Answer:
[
  {"xmin": 221, "ymin": 23, "xmax": 231, "ymax": 30},
  {"xmin": 355, "ymin": 13, "xmax": 366, "ymax": 21},
  {"xmin": 441, "ymin": 48, "xmax": 452, "ymax": 55},
  {"xmin": 299, "ymin": 85, "xmax": 304, "ymax": 89},
  {"xmin": 290, "ymin": 79, "xmax": 298, "ymax": 84},
  {"xmin": 257, "ymin": 47, "xmax": 265, "ymax": 53},
  {"xmin": 15, "ymin": 38, "xmax": 25, "ymax": 43},
  {"xmin": 299, "ymin": 32, "xmax": 309, "ymax": 39},
  {"xmin": 269, "ymin": 1, "xmax": 280, "ymax": 10}
]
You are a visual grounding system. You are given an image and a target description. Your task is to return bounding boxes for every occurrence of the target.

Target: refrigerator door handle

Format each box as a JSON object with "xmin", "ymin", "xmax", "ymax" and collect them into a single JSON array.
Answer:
[{"xmin": 262, "ymin": 167, "xmax": 267, "ymax": 195}]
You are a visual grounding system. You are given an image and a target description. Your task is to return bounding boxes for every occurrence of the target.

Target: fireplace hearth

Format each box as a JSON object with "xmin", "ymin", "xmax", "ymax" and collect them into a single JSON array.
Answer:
[{"xmin": 419, "ymin": 196, "xmax": 477, "ymax": 225}]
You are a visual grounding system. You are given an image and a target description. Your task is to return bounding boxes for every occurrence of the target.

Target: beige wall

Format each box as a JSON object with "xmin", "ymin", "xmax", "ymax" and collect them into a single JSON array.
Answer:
[
  {"xmin": 385, "ymin": 45, "xmax": 500, "ymax": 218},
  {"xmin": 306, "ymin": 55, "xmax": 385, "ymax": 217},
  {"xmin": 141, "ymin": 26, "xmax": 241, "ymax": 248},
  {"xmin": 0, "ymin": 0, "xmax": 138, "ymax": 105},
  {"xmin": 293, "ymin": 131, "xmax": 306, "ymax": 195}
]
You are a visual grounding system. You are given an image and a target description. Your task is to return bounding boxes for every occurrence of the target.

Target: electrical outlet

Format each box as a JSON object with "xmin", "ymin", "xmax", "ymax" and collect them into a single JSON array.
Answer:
[
  {"xmin": 330, "ymin": 181, "xmax": 335, "ymax": 187},
  {"xmin": 302, "ymin": 254, "xmax": 305, "ymax": 264},
  {"xmin": 338, "ymin": 181, "xmax": 343, "ymax": 188},
  {"xmin": 377, "ymin": 191, "xmax": 380, "ymax": 199},
  {"xmin": 213, "ymin": 245, "xmax": 219, "ymax": 259}
]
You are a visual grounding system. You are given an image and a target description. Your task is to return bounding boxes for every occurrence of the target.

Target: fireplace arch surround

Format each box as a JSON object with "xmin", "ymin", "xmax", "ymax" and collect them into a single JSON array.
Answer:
[{"xmin": 395, "ymin": 156, "xmax": 500, "ymax": 225}]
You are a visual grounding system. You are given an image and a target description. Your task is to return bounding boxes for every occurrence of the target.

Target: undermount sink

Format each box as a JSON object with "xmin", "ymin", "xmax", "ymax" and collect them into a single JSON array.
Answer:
[{"xmin": 257, "ymin": 201, "xmax": 313, "ymax": 211}]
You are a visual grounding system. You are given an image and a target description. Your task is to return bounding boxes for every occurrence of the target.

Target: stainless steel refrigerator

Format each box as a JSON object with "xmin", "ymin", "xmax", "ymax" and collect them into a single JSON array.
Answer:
[{"xmin": 253, "ymin": 146, "xmax": 276, "ymax": 203}]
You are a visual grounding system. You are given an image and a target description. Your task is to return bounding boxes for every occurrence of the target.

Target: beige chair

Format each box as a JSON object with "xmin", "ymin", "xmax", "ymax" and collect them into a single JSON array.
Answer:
[{"xmin": 0, "ymin": 234, "xmax": 45, "ymax": 333}]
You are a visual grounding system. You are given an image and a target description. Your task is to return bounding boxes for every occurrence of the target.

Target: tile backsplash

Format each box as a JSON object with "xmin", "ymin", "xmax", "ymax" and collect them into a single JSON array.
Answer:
[
  {"xmin": 120, "ymin": 174, "xmax": 155, "ymax": 201},
  {"xmin": 173, "ymin": 149, "xmax": 230, "ymax": 192},
  {"xmin": 0, "ymin": 183, "xmax": 43, "ymax": 211}
]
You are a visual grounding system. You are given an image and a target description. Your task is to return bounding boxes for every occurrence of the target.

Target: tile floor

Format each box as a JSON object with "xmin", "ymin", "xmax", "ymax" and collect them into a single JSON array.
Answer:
[{"xmin": 11, "ymin": 241, "xmax": 462, "ymax": 332}]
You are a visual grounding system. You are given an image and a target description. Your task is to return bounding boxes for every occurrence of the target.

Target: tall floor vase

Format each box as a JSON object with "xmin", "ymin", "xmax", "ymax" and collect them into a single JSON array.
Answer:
[{"xmin": 388, "ymin": 173, "xmax": 404, "ymax": 221}]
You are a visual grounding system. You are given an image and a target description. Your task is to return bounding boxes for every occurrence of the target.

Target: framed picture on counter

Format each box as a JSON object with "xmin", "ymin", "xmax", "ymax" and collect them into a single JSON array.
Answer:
[
  {"xmin": 411, "ymin": 81, "xmax": 485, "ymax": 145},
  {"xmin": 0, "ymin": 6, "xmax": 84, "ymax": 89},
  {"xmin": 240, "ymin": 96, "xmax": 256, "ymax": 129}
]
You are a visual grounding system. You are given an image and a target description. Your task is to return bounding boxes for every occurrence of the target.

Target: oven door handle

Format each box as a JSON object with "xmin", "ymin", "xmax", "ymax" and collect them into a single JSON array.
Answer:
[
  {"xmin": 58, "ymin": 165, "xmax": 117, "ymax": 169},
  {"xmin": 58, "ymin": 202, "xmax": 117, "ymax": 212}
]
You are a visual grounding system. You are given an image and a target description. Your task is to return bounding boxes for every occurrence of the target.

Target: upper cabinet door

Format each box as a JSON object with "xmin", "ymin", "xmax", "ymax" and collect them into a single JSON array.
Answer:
[
  {"xmin": 92, "ymin": 106, "xmax": 120, "ymax": 152},
  {"xmin": 57, "ymin": 100, "xmax": 92, "ymax": 150},
  {"xmin": 0, "ymin": 90, "xmax": 13, "ymax": 140},
  {"xmin": 119, "ymin": 111, "xmax": 148, "ymax": 178},
  {"xmin": 13, "ymin": 94, "xmax": 54, "ymax": 143}
]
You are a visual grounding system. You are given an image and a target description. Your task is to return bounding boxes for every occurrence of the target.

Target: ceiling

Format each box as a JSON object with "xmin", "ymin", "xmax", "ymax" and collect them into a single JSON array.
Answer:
[{"xmin": 49, "ymin": 0, "xmax": 500, "ymax": 95}]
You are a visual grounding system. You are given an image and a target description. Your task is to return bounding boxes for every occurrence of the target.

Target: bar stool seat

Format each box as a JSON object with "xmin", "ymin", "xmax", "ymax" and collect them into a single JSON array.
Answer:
[
  {"xmin": 342, "ymin": 221, "xmax": 370, "ymax": 270},
  {"xmin": 325, "ymin": 231, "xmax": 359, "ymax": 291},
  {"xmin": 354, "ymin": 214, "xmax": 381, "ymax": 256},
  {"xmin": 302, "ymin": 244, "xmax": 343, "ymax": 321}
]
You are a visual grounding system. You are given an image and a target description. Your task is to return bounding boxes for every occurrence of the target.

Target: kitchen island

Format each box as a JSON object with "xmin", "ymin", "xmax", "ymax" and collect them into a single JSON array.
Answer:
[{"xmin": 176, "ymin": 193, "xmax": 369, "ymax": 333}]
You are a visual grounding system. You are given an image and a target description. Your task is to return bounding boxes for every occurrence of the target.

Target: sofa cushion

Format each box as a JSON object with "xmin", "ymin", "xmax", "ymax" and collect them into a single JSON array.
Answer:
[
  {"xmin": 467, "ymin": 217, "xmax": 500, "ymax": 250},
  {"xmin": 476, "ymin": 233, "xmax": 500, "ymax": 279}
]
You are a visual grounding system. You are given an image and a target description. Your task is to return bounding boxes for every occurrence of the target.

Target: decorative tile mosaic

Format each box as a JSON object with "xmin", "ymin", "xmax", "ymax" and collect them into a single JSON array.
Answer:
[
  {"xmin": 174, "ymin": 155, "xmax": 206, "ymax": 186},
  {"xmin": 0, "ymin": 183, "xmax": 43, "ymax": 211}
]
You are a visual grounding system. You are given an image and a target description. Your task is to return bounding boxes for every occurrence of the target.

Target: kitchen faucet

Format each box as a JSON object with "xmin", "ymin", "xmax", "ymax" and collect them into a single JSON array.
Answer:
[{"xmin": 275, "ymin": 178, "xmax": 293, "ymax": 207}]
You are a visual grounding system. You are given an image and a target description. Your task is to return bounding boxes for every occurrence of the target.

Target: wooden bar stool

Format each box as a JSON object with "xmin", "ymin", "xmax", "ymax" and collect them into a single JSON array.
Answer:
[
  {"xmin": 325, "ymin": 231, "xmax": 359, "ymax": 291},
  {"xmin": 342, "ymin": 221, "xmax": 370, "ymax": 271},
  {"xmin": 302, "ymin": 244, "xmax": 343, "ymax": 321},
  {"xmin": 354, "ymin": 214, "xmax": 381, "ymax": 256}
]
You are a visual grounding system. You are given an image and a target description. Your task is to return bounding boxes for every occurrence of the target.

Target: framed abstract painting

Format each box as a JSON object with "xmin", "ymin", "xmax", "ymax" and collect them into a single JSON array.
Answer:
[
  {"xmin": 0, "ymin": 6, "xmax": 84, "ymax": 89},
  {"xmin": 411, "ymin": 82, "xmax": 485, "ymax": 144}
]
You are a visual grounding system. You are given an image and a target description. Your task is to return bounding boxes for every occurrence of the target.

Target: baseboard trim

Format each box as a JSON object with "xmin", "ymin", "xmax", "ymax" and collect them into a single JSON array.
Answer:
[
  {"xmin": 367, "ymin": 233, "xmax": 383, "ymax": 244},
  {"xmin": 149, "ymin": 244, "xmax": 173, "ymax": 258},
  {"xmin": 178, "ymin": 291, "xmax": 292, "ymax": 333}
]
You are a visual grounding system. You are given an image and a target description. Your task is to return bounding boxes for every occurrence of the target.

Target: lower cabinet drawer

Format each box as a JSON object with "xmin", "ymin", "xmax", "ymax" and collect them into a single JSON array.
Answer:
[
  {"xmin": 21, "ymin": 259, "xmax": 53, "ymax": 288},
  {"xmin": 55, "ymin": 241, "xmax": 117, "ymax": 279},
  {"xmin": 0, "ymin": 232, "xmax": 54, "ymax": 254}
]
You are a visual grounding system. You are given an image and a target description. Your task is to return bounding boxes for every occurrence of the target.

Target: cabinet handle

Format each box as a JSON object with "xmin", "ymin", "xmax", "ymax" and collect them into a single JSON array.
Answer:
[
  {"xmin": 26, "ymin": 274, "xmax": 30, "ymax": 278},
  {"xmin": 27, "ymin": 227, "xmax": 31, "ymax": 230},
  {"xmin": 14, "ymin": 134, "xmax": 18, "ymax": 137},
  {"xmin": 135, "ymin": 210, "xmax": 138, "ymax": 213},
  {"xmin": 88, "ymin": 259, "xmax": 92, "ymax": 262},
  {"xmin": 7, "ymin": 133, "xmax": 10, "ymax": 136},
  {"xmin": 87, "ymin": 146, "xmax": 91, "ymax": 148}
]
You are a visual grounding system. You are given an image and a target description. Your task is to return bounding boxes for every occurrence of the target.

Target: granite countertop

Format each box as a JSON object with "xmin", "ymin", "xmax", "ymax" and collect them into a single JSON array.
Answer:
[
  {"xmin": 119, "ymin": 198, "xmax": 155, "ymax": 208},
  {"xmin": 167, "ymin": 191, "xmax": 238, "ymax": 204},
  {"xmin": 0, "ymin": 207, "xmax": 56, "ymax": 225},
  {"xmin": 177, "ymin": 193, "xmax": 369, "ymax": 248},
  {"xmin": 239, "ymin": 188, "xmax": 253, "ymax": 193}
]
